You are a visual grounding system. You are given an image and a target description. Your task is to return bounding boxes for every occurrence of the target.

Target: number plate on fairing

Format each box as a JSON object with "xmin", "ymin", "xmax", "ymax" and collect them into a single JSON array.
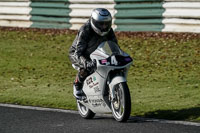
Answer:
[{"xmin": 99, "ymin": 55, "xmax": 132, "ymax": 66}]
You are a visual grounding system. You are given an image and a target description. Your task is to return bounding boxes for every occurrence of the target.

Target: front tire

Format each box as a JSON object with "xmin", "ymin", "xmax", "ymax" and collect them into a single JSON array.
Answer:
[
  {"xmin": 77, "ymin": 100, "xmax": 95, "ymax": 119},
  {"xmin": 111, "ymin": 82, "xmax": 131, "ymax": 122}
]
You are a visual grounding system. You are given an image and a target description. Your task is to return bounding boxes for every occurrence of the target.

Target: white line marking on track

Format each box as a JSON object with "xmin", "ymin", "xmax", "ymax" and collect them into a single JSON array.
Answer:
[{"xmin": 0, "ymin": 103, "xmax": 78, "ymax": 114}]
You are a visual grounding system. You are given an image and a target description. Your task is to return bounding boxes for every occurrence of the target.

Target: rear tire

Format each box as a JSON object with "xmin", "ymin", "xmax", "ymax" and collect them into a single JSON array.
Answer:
[
  {"xmin": 111, "ymin": 82, "xmax": 131, "ymax": 122},
  {"xmin": 77, "ymin": 100, "xmax": 95, "ymax": 119}
]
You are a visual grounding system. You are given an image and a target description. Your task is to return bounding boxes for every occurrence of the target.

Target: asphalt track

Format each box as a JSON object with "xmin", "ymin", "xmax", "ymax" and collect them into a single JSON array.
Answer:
[{"xmin": 0, "ymin": 104, "xmax": 200, "ymax": 133}]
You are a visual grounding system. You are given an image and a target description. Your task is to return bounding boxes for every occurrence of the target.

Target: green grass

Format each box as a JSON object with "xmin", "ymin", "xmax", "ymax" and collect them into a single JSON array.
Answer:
[
  {"xmin": 0, "ymin": 28, "xmax": 200, "ymax": 122},
  {"xmin": 0, "ymin": 29, "xmax": 77, "ymax": 109}
]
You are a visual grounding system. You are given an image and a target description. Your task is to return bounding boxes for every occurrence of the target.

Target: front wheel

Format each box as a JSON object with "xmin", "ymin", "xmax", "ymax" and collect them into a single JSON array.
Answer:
[
  {"xmin": 77, "ymin": 100, "xmax": 95, "ymax": 119},
  {"xmin": 111, "ymin": 82, "xmax": 131, "ymax": 122}
]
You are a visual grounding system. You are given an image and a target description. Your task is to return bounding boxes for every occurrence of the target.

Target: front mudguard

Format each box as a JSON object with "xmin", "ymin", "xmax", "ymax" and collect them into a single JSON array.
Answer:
[{"xmin": 108, "ymin": 76, "xmax": 127, "ymax": 101}]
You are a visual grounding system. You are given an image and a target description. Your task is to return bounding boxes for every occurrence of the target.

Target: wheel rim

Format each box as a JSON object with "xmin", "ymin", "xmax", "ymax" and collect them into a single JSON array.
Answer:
[
  {"xmin": 111, "ymin": 83, "xmax": 125, "ymax": 120},
  {"xmin": 77, "ymin": 101, "xmax": 89, "ymax": 116}
]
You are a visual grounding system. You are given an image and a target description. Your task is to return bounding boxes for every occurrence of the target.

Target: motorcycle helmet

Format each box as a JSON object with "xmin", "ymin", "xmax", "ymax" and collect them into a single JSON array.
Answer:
[{"xmin": 90, "ymin": 8, "xmax": 112, "ymax": 36}]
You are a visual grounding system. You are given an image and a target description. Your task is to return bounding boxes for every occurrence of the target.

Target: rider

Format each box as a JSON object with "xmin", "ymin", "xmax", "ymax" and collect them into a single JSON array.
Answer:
[{"xmin": 69, "ymin": 8, "xmax": 118, "ymax": 99}]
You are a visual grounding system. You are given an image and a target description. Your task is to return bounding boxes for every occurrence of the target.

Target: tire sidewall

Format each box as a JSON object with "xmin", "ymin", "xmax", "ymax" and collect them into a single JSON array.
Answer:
[
  {"xmin": 77, "ymin": 100, "xmax": 95, "ymax": 119},
  {"xmin": 111, "ymin": 82, "xmax": 131, "ymax": 122}
]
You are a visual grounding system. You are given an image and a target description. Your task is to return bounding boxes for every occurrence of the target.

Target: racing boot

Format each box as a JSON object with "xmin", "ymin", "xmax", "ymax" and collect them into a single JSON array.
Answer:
[
  {"xmin": 73, "ymin": 79, "xmax": 83, "ymax": 99},
  {"xmin": 73, "ymin": 69, "xmax": 88, "ymax": 99}
]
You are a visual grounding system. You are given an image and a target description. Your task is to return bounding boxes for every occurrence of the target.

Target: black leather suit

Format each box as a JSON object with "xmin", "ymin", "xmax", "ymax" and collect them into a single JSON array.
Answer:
[{"xmin": 69, "ymin": 19, "xmax": 118, "ymax": 82}]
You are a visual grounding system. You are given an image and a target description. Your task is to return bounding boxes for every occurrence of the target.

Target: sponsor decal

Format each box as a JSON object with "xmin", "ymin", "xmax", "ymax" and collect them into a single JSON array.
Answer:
[
  {"xmin": 89, "ymin": 99, "xmax": 106, "ymax": 108},
  {"xmin": 91, "ymin": 103, "xmax": 101, "ymax": 107},
  {"xmin": 86, "ymin": 76, "xmax": 99, "ymax": 88},
  {"xmin": 89, "ymin": 82, "xmax": 99, "ymax": 88},
  {"xmin": 93, "ymin": 86, "xmax": 101, "ymax": 93},
  {"xmin": 93, "ymin": 76, "xmax": 96, "ymax": 81}
]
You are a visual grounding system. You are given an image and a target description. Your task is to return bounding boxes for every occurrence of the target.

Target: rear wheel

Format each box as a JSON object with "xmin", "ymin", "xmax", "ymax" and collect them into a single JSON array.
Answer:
[
  {"xmin": 77, "ymin": 101, "xmax": 95, "ymax": 119},
  {"xmin": 111, "ymin": 82, "xmax": 131, "ymax": 122}
]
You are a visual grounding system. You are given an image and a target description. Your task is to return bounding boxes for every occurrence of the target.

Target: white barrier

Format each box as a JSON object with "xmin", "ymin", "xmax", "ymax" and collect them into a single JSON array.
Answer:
[{"xmin": 0, "ymin": 0, "xmax": 200, "ymax": 33}]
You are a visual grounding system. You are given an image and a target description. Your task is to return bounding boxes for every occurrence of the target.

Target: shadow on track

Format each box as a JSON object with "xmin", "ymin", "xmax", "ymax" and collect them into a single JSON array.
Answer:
[{"xmin": 142, "ymin": 107, "xmax": 200, "ymax": 121}]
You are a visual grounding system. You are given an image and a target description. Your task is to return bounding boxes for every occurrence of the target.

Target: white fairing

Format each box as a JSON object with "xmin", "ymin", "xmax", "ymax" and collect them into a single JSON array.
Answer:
[
  {"xmin": 109, "ymin": 76, "xmax": 126, "ymax": 100},
  {"xmin": 77, "ymin": 41, "xmax": 132, "ymax": 113}
]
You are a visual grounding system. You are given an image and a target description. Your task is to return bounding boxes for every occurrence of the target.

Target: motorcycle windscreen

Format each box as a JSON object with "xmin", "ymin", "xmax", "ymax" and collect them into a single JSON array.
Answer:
[{"xmin": 98, "ymin": 41, "xmax": 123, "ymax": 56}]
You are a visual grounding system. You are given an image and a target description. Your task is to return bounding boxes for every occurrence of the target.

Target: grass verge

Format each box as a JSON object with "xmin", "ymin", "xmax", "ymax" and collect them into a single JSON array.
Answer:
[{"xmin": 0, "ymin": 28, "xmax": 200, "ymax": 122}]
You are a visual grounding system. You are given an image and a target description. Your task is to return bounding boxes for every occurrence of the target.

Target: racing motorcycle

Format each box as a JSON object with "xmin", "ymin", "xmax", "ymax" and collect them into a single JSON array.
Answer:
[{"xmin": 74, "ymin": 41, "xmax": 133, "ymax": 122}]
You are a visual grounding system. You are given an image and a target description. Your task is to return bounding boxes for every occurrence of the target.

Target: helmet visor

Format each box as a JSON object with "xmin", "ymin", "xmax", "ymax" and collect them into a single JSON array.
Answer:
[{"xmin": 92, "ymin": 18, "xmax": 112, "ymax": 32}]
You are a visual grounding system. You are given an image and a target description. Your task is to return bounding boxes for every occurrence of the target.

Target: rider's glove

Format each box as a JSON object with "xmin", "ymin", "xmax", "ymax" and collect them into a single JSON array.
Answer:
[
  {"xmin": 86, "ymin": 60, "xmax": 96, "ymax": 71},
  {"xmin": 79, "ymin": 56, "xmax": 96, "ymax": 71}
]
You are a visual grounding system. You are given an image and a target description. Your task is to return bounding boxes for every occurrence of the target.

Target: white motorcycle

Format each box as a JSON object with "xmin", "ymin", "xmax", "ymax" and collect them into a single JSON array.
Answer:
[{"xmin": 74, "ymin": 41, "xmax": 133, "ymax": 122}]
